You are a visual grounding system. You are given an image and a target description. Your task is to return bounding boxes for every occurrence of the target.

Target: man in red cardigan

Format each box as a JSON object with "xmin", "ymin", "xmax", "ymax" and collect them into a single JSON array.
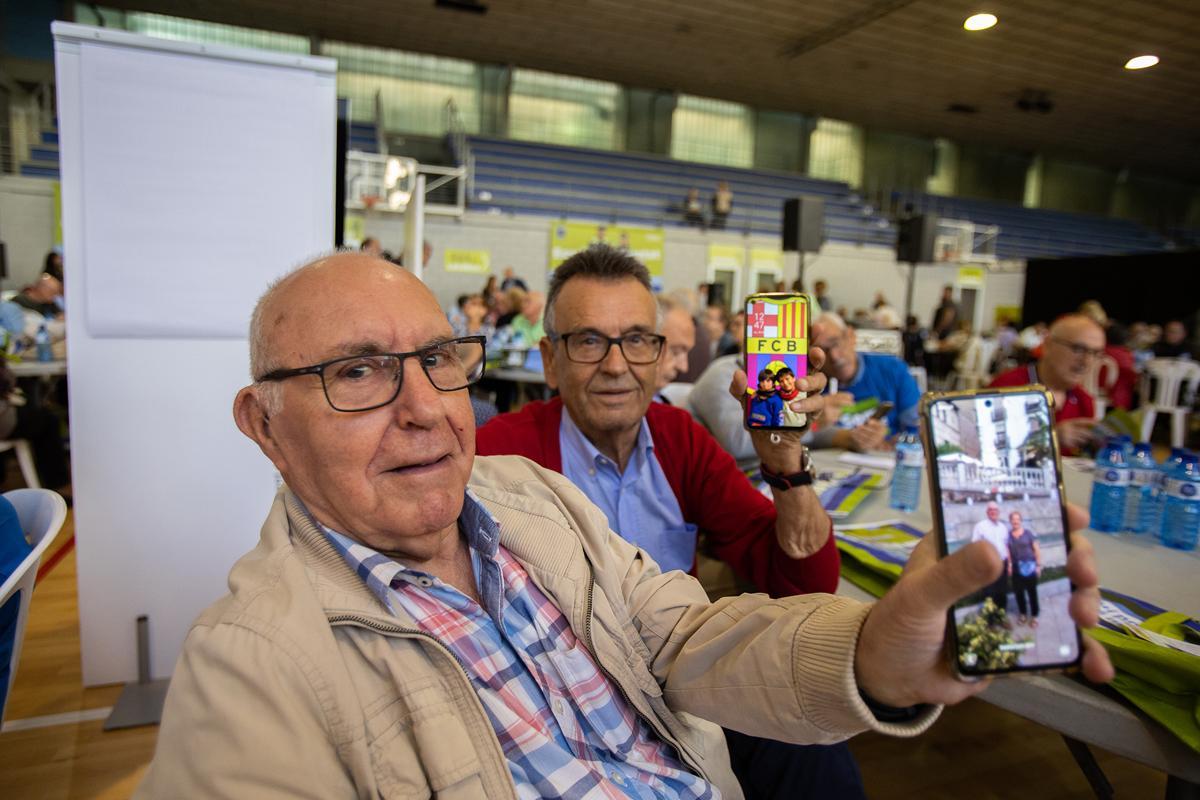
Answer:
[{"xmin": 477, "ymin": 244, "xmax": 862, "ymax": 799}]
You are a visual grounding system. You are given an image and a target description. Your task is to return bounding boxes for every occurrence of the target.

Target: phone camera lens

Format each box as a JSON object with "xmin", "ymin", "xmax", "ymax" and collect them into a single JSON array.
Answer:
[{"xmin": 984, "ymin": 399, "xmax": 992, "ymax": 407}]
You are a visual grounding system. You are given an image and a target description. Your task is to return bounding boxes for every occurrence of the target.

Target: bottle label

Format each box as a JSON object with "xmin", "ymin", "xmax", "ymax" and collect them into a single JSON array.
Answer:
[
  {"xmin": 1165, "ymin": 479, "xmax": 1199, "ymax": 500},
  {"xmin": 1132, "ymin": 469, "xmax": 1157, "ymax": 487},
  {"xmin": 1097, "ymin": 468, "xmax": 1131, "ymax": 487}
]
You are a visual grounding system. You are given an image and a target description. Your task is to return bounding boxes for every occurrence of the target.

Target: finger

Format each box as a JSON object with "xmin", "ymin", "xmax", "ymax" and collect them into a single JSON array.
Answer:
[
  {"xmin": 1066, "ymin": 502, "xmax": 1089, "ymax": 533},
  {"xmin": 1065, "ymin": 534, "xmax": 1099, "ymax": 590},
  {"xmin": 789, "ymin": 396, "xmax": 825, "ymax": 415},
  {"xmin": 902, "ymin": 540, "xmax": 1002, "ymax": 617},
  {"xmin": 1080, "ymin": 636, "xmax": 1115, "ymax": 684},
  {"xmin": 809, "ymin": 346, "xmax": 826, "ymax": 372},
  {"xmin": 798, "ymin": 371, "xmax": 827, "ymax": 395},
  {"xmin": 901, "ymin": 531, "xmax": 939, "ymax": 575},
  {"xmin": 1068, "ymin": 584, "xmax": 1101, "ymax": 629}
]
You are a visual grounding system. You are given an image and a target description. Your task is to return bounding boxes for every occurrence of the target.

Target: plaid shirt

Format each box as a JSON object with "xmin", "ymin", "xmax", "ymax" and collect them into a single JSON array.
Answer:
[{"xmin": 321, "ymin": 492, "xmax": 717, "ymax": 800}]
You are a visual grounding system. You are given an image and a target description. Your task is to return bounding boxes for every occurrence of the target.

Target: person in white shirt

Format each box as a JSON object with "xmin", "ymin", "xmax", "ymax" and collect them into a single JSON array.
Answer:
[{"xmin": 970, "ymin": 501, "xmax": 1011, "ymax": 612}]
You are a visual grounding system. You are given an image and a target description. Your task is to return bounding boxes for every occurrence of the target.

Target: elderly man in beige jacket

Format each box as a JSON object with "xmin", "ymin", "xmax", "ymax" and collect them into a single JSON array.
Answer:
[{"xmin": 136, "ymin": 253, "xmax": 1112, "ymax": 799}]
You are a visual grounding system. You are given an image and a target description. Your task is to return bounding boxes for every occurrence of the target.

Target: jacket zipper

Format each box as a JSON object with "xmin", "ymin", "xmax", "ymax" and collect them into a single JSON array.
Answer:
[{"xmin": 580, "ymin": 580, "xmax": 711, "ymax": 783}]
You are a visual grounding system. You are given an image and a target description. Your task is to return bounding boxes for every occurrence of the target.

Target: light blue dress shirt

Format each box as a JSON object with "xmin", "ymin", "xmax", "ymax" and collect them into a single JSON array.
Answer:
[{"xmin": 559, "ymin": 413, "xmax": 697, "ymax": 573}]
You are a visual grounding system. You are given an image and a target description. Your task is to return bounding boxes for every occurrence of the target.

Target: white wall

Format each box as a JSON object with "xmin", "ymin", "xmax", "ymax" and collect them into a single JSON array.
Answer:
[
  {"xmin": 0, "ymin": 176, "xmax": 56, "ymax": 289},
  {"xmin": 361, "ymin": 210, "xmax": 1025, "ymax": 328}
]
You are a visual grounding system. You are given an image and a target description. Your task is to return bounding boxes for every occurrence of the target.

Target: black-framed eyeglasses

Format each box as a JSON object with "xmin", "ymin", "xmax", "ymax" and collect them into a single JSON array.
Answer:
[
  {"xmin": 1048, "ymin": 337, "xmax": 1105, "ymax": 360},
  {"xmin": 255, "ymin": 335, "xmax": 486, "ymax": 412},
  {"xmin": 554, "ymin": 330, "xmax": 666, "ymax": 364}
]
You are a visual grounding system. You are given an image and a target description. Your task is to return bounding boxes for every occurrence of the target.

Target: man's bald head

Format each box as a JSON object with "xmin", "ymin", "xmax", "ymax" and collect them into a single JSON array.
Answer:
[
  {"xmin": 249, "ymin": 252, "xmax": 432, "ymax": 411},
  {"xmin": 1040, "ymin": 313, "xmax": 1106, "ymax": 391}
]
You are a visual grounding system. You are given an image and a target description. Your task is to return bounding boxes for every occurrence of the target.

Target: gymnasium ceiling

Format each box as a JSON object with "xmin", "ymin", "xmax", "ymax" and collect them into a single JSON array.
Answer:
[{"xmin": 99, "ymin": 0, "xmax": 1200, "ymax": 180}]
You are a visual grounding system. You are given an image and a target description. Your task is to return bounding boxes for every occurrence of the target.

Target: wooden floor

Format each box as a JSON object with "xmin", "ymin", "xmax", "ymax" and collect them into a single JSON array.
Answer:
[{"xmin": 0, "ymin": 515, "xmax": 1169, "ymax": 799}]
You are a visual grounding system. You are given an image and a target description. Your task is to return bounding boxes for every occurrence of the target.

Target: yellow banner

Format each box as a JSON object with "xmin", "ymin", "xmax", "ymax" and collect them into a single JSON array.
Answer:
[
  {"xmin": 750, "ymin": 248, "xmax": 783, "ymax": 272},
  {"xmin": 444, "ymin": 249, "xmax": 491, "ymax": 274},
  {"xmin": 957, "ymin": 266, "xmax": 985, "ymax": 287},
  {"xmin": 707, "ymin": 244, "xmax": 745, "ymax": 270},
  {"xmin": 747, "ymin": 337, "xmax": 808, "ymax": 355},
  {"xmin": 549, "ymin": 221, "xmax": 664, "ymax": 276}
]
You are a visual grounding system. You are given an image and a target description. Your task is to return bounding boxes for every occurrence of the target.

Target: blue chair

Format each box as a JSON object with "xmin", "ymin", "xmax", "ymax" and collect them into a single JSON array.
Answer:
[{"xmin": 0, "ymin": 489, "xmax": 68, "ymax": 723}]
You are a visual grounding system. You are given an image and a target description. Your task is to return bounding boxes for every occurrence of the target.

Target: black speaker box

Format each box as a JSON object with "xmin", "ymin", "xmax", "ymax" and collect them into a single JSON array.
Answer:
[
  {"xmin": 896, "ymin": 214, "xmax": 938, "ymax": 263},
  {"xmin": 782, "ymin": 197, "xmax": 825, "ymax": 253}
]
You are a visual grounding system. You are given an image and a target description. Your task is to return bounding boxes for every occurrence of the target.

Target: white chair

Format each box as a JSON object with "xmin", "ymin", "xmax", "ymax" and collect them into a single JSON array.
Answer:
[
  {"xmin": 0, "ymin": 488, "xmax": 68, "ymax": 723},
  {"xmin": 1082, "ymin": 353, "xmax": 1119, "ymax": 419},
  {"xmin": 953, "ymin": 336, "xmax": 998, "ymax": 389},
  {"xmin": 1138, "ymin": 359, "xmax": 1200, "ymax": 448},
  {"xmin": 658, "ymin": 381, "xmax": 694, "ymax": 410},
  {"xmin": 0, "ymin": 440, "xmax": 40, "ymax": 489}
]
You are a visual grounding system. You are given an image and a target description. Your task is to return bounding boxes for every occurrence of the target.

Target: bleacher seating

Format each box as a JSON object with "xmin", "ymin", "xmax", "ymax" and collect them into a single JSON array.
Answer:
[
  {"xmin": 18, "ymin": 126, "xmax": 59, "ymax": 180},
  {"xmin": 894, "ymin": 190, "xmax": 1168, "ymax": 260},
  {"xmin": 465, "ymin": 136, "xmax": 896, "ymax": 247},
  {"xmin": 348, "ymin": 121, "xmax": 380, "ymax": 154}
]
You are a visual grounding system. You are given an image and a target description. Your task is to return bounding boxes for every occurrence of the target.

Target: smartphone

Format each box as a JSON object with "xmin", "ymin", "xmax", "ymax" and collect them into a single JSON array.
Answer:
[
  {"xmin": 920, "ymin": 385, "xmax": 1081, "ymax": 678},
  {"xmin": 743, "ymin": 293, "xmax": 811, "ymax": 430},
  {"xmin": 870, "ymin": 401, "xmax": 895, "ymax": 422}
]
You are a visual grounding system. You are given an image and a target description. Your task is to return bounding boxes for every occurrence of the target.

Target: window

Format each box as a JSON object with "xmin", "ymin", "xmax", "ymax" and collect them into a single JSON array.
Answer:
[
  {"xmin": 508, "ymin": 69, "xmax": 620, "ymax": 150},
  {"xmin": 808, "ymin": 118, "xmax": 863, "ymax": 187},
  {"xmin": 80, "ymin": 7, "xmax": 310, "ymax": 54},
  {"xmin": 670, "ymin": 95, "xmax": 753, "ymax": 167}
]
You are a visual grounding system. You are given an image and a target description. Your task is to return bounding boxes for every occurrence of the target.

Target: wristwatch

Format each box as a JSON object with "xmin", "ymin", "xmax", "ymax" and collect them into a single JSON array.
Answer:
[{"xmin": 759, "ymin": 449, "xmax": 816, "ymax": 491}]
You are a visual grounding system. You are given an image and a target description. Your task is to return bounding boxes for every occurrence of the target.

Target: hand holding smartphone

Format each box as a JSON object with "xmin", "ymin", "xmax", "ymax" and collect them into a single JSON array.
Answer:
[
  {"xmin": 743, "ymin": 293, "xmax": 811, "ymax": 431},
  {"xmin": 921, "ymin": 386, "xmax": 1082, "ymax": 678}
]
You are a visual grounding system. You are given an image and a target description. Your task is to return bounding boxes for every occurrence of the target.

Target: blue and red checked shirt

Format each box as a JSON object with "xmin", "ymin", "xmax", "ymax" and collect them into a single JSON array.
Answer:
[{"xmin": 320, "ymin": 492, "xmax": 718, "ymax": 800}]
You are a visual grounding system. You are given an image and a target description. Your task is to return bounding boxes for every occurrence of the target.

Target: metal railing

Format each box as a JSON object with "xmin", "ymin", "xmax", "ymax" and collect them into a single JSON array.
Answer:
[{"xmin": 937, "ymin": 460, "xmax": 1054, "ymax": 495}]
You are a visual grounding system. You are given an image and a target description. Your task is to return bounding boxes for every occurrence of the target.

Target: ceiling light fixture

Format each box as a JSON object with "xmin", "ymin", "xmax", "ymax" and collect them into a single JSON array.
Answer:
[
  {"xmin": 1124, "ymin": 55, "xmax": 1159, "ymax": 70},
  {"xmin": 963, "ymin": 13, "xmax": 998, "ymax": 31}
]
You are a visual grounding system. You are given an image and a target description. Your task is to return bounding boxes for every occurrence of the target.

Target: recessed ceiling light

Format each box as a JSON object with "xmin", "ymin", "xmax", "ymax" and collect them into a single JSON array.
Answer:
[
  {"xmin": 963, "ymin": 13, "xmax": 998, "ymax": 31},
  {"xmin": 1124, "ymin": 55, "xmax": 1159, "ymax": 70}
]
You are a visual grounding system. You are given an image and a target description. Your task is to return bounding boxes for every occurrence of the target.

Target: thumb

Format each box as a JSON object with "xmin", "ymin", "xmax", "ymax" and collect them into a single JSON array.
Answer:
[
  {"xmin": 728, "ymin": 368, "xmax": 749, "ymax": 400},
  {"xmin": 902, "ymin": 540, "xmax": 1002, "ymax": 617}
]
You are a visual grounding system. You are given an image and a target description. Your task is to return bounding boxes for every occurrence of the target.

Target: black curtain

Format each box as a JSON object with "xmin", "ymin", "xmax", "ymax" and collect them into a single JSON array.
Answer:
[{"xmin": 1022, "ymin": 250, "xmax": 1200, "ymax": 327}]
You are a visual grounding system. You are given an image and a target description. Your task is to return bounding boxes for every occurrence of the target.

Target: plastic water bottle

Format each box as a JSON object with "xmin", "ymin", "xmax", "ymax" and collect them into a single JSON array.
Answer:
[
  {"xmin": 1161, "ymin": 454, "xmax": 1200, "ymax": 551},
  {"xmin": 1125, "ymin": 443, "xmax": 1157, "ymax": 534},
  {"xmin": 889, "ymin": 428, "xmax": 924, "ymax": 512},
  {"xmin": 1089, "ymin": 439, "xmax": 1130, "ymax": 533},
  {"xmin": 1143, "ymin": 449, "xmax": 1184, "ymax": 538},
  {"xmin": 35, "ymin": 322, "xmax": 52, "ymax": 363}
]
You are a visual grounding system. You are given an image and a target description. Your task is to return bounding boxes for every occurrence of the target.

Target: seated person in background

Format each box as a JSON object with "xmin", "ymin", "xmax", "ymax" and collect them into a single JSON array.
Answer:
[
  {"xmin": 476, "ymin": 244, "xmax": 866, "ymax": 797},
  {"xmin": 814, "ymin": 279, "xmax": 833, "ymax": 312},
  {"xmin": 653, "ymin": 296, "xmax": 696, "ymax": 404},
  {"xmin": 13, "ymin": 273, "xmax": 64, "ymax": 319},
  {"xmin": 1154, "ymin": 319, "xmax": 1193, "ymax": 359},
  {"xmin": 44, "ymin": 250, "xmax": 64, "ymax": 284},
  {"xmin": 812, "ymin": 312, "xmax": 920, "ymax": 444},
  {"xmin": 138, "ymin": 251, "xmax": 1114, "ymax": 799},
  {"xmin": 1101, "ymin": 322, "xmax": 1137, "ymax": 410},
  {"xmin": 683, "ymin": 187, "xmax": 704, "ymax": 227},
  {"xmin": 446, "ymin": 293, "xmax": 470, "ymax": 332},
  {"xmin": 902, "ymin": 315, "xmax": 926, "ymax": 367},
  {"xmin": 359, "ymin": 236, "xmax": 382, "ymax": 257},
  {"xmin": 450, "ymin": 293, "xmax": 495, "ymax": 342},
  {"xmin": 711, "ymin": 180, "xmax": 733, "ymax": 229},
  {"xmin": 494, "ymin": 286, "xmax": 525, "ymax": 329},
  {"xmin": 990, "ymin": 313, "xmax": 1101, "ymax": 455},
  {"xmin": 499, "ymin": 265, "xmax": 528, "ymax": 292},
  {"xmin": 508, "ymin": 290, "xmax": 545, "ymax": 347}
]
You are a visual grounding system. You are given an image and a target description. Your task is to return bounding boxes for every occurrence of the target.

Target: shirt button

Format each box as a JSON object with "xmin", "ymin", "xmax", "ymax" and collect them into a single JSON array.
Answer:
[
  {"xmin": 417, "ymin": 577, "xmax": 434, "ymax": 588},
  {"xmin": 553, "ymin": 699, "xmax": 565, "ymax": 716},
  {"xmin": 610, "ymin": 770, "xmax": 625, "ymax": 785},
  {"xmin": 588, "ymin": 468, "xmax": 596, "ymax": 476}
]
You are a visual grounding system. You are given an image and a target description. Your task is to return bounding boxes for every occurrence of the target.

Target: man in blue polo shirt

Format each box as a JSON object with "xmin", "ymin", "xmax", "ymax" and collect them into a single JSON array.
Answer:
[{"xmin": 812, "ymin": 312, "xmax": 921, "ymax": 440}]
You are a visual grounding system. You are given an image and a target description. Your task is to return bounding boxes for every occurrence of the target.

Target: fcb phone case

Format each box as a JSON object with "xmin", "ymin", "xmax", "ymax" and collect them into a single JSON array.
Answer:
[{"xmin": 743, "ymin": 292, "xmax": 811, "ymax": 431}]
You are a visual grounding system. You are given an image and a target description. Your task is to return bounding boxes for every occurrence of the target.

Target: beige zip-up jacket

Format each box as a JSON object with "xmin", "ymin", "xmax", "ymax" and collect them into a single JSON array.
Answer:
[{"xmin": 137, "ymin": 455, "xmax": 938, "ymax": 798}]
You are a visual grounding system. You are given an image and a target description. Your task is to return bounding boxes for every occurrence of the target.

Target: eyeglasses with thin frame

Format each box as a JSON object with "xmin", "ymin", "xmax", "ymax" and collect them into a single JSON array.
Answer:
[
  {"xmin": 554, "ymin": 330, "xmax": 666, "ymax": 364},
  {"xmin": 255, "ymin": 335, "xmax": 486, "ymax": 412},
  {"xmin": 1048, "ymin": 337, "xmax": 1105, "ymax": 360}
]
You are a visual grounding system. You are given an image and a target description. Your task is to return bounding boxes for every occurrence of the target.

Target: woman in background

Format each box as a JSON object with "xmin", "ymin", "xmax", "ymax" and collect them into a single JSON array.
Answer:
[{"xmin": 1007, "ymin": 511, "xmax": 1042, "ymax": 627}]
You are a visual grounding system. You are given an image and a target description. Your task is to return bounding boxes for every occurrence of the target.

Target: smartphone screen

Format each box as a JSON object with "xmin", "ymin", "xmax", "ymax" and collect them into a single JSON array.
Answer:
[
  {"xmin": 744, "ymin": 293, "xmax": 810, "ymax": 430},
  {"xmin": 924, "ymin": 388, "xmax": 1081, "ymax": 676}
]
